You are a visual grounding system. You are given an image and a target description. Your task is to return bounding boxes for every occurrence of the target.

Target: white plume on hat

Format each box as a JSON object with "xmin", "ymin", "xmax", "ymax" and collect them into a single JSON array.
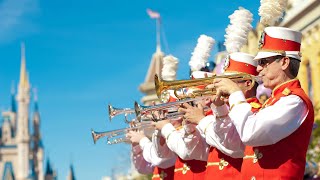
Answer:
[
  {"xmin": 161, "ymin": 55, "xmax": 179, "ymax": 81},
  {"xmin": 224, "ymin": 7, "xmax": 253, "ymax": 53},
  {"xmin": 189, "ymin": 35, "xmax": 215, "ymax": 72},
  {"xmin": 259, "ymin": 0, "xmax": 288, "ymax": 26}
]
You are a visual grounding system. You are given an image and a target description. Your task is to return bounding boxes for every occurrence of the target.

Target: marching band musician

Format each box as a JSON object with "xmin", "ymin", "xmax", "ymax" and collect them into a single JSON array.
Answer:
[
  {"xmin": 208, "ymin": 27, "xmax": 314, "ymax": 179},
  {"xmin": 128, "ymin": 54, "xmax": 180, "ymax": 180},
  {"xmin": 130, "ymin": 138, "xmax": 155, "ymax": 174},
  {"xmin": 127, "ymin": 129, "xmax": 176, "ymax": 180},
  {"xmin": 151, "ymin": 34, "xmax": 215, "ymax": 180},
  {"xmin": 179, "ymin": 52, "xmax": 261, "ymax": 180},
  {"xmin": 154, "ymin": 71, "xmax": 214, "ymax": 180}
]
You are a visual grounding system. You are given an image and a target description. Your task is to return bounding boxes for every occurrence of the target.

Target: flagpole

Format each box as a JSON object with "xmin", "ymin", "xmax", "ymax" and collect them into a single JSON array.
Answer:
[{"xmin": 156, "ymin": 18, "xmax": 161, "ymax": 53}]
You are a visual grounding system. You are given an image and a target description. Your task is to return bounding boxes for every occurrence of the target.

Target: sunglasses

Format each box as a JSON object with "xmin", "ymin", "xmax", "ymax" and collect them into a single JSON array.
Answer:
[{"xmin": 257, "ymin": 56, "xmax": 283, "ymax": 66}]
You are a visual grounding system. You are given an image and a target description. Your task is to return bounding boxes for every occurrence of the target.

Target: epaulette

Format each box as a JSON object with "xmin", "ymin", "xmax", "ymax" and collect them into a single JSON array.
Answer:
[
  {"xmin": 175, "ymin": 125, "xmax": 183, "ymax": 131},
  {"xmin": 250, "ymin": 102, "xmax": 261, "ymax": 109},
  {"xmin": 282, "ymin": 88, "xmax": 291, "ymax": 96}
]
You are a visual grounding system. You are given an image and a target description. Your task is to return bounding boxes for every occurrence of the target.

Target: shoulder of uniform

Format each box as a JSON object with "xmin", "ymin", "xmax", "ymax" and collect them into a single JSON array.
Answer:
[
  {"xmin": 282, "ymin": 87, "xmax": 292, "ymax": 96},
  {"xmin": 250, "ymin": 102, "xmax": 261, "ymax": 109}
]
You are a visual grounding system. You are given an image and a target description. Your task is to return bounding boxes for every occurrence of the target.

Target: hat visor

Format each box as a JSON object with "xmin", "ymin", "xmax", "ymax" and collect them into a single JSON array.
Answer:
[
  {"xmin": 253, "ymin": 51, "xmax": 301, "ymax": 61},
  {"xmin": 253, "ymin": 52, "xmax": 281, "ymax": 61}
]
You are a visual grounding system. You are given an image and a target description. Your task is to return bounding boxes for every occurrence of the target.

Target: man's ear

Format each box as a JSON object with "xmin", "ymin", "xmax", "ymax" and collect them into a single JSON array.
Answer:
[
  {"xmin": 281, "ymin": 56, "xmax": 290, "ymax": 70},
  {"xmin": 245, "ymin": 80, "xmax": 252, "ymax": 87}
]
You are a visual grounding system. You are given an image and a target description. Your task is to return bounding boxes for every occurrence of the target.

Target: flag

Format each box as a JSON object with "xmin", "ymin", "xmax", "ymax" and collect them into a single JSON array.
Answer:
[{"xmin": 146, "ymin": 8, "xmax": 160, "ymax": 19}]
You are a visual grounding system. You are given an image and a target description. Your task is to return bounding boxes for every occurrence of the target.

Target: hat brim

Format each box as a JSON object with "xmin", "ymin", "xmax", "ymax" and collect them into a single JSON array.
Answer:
[
  {"xmin": 253, "ymin": 51, "xmax": 301, "ymax": 61},
  {"xmin": 253, "ymin": 52, "xmax": 281, "ymax": 60}
]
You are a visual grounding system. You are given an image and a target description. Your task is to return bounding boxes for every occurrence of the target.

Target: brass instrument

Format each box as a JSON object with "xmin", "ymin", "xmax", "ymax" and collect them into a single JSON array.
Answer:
[
  {"xmin": 155, "ymin": 73, "xmax": 261, "ymax": 99},
  {"xmin": 134, "ymin": 99, "xmax": 202, "ymax": 122},
  {"xmin": 91, "ymin": 121, "xmax": 153, "ymax": 145},
  {"xmin": 108, "ymin": 104, "xmax": 135, "ymax": 121}
]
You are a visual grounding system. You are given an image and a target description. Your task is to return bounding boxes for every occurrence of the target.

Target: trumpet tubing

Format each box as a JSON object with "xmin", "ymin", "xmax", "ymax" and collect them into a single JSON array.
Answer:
[
  {"xmin": 155, "ymin": 73, "xmax": 259, "ymax": 99},
  {"xmin": 106, "ymin": 137, "xmax": 131, "ymax": 145},
  {"xmin": 134, "ymin": 99, "xmax": 191, "ymax": 122},
  {"xmin": 134, "ymin": 99, "xmax": 211, "ymax": 122},
  {"xmin": 91, "ymin": 122, "xmax": 153, "ymax": 145}
]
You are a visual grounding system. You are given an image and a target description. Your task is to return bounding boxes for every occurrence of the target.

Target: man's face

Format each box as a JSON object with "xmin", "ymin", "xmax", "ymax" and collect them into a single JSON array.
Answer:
[{"xmin": 256, "ymin": 56, "xmax": 283, "ymax": 89}]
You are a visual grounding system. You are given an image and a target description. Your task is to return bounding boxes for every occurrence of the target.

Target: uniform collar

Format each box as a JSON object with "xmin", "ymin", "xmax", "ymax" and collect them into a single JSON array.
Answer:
[{"xmin": 271, "ymin": 79, "xmax": 300, "ymax": 97}]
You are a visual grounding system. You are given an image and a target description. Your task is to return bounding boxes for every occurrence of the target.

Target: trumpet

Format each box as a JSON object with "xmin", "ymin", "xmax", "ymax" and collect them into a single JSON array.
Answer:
[
  {"xmin": 134, "ymin": 97, "xmax": 211, "ymax": 122},
  {"xmin": 155, "ymin": 73, "xmax": 261, "ymax": 99},
  {"xmin": 91, "ymin": 121, "xmax": 153, "ymax": 145},
  {"xmin": 108, "ymin": 104, "xmax": 135, "ymax": 121},
  {"xmin": 134, "ymin": 98, "xmax": 202, "ymax": 122}
]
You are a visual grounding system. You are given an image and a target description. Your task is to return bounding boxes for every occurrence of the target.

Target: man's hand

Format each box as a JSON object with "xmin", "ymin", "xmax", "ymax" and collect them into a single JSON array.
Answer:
[
  {"xmin": 153, "ymin": 119, "xmax": 170, "ymax": 130},
  {"xmin": 126, "ymin": 130, "xmax": 146, "ymax": 144},
  {"xmin": 178, "ymin": 102, "xmax": 205, "ymax": 125},
  {"xmin": 207, "ymin": 78, "xmax": 241, "ymax": 100},
  {"xmin": 211, "ymin": 95, "xmax": 225, "ymax": 107}
]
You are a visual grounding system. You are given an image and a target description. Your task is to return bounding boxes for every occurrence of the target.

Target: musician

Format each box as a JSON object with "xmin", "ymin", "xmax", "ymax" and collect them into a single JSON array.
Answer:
[
  {"xmin": 129, "ymin": 52, "xmax": 180, "ymax": 178},
  {"xmin": 209, "ymin": 26, "xmax": 314, "ymax": 179},
  {"xmin": 127, "ymin": 129, "xmax": 176, "ymax": 180},
  {"xmin": 154, "ymin": 71, "xmax": 213, "ymax": 180},
  {"xmin": 130, "ymin": 138, "xmax": 155, "ymax": 174},
  {"xmin": 180, "ymin": 52, "xmax": 260, "ymax": 180}
]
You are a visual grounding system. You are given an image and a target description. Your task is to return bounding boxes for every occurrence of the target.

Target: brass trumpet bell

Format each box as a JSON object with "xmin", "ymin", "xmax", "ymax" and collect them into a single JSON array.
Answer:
[{"xmin": 108, "ymin": 104, "xmax": 135, "ymax": 121}]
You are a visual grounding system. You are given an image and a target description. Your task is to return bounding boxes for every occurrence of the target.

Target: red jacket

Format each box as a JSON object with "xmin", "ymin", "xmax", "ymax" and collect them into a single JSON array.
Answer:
[
  {"xmin": 152, "ymin": 166, "xmax": 175, "ymax": 180},
  {"xmin": 205, "ymin": 98, "xmax": 261, "ymax": 180},
  {"xmin": 174, "ymin": 157, "xmax": 207, "ymax": 180},
  {"xmin": 241, "ymin": 79, "xmax": 314, "ymax": 180}
]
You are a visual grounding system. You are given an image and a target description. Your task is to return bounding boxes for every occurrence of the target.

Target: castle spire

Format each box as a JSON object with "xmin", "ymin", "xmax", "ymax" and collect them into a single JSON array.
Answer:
[
  {"xmin": 19, "ymin": 42, "xmax": 30, "ymax": 89},
  {"xmin": 156, "ymin": 17, "xmax": 161, "ymax": 53},
  {"xmin": 67, "ymin": 164, "xmax": 76, "ymax": 180},
  {"xmin": 139, "ymin": 9, "xmax": 165, "ymax": 105},
  {"xmin": 45, "ymin": 158, "xmax": 53, "ymax": 175},
  {"xmin": 16, "ymin": 42, "xmax": 31, "ymax": 179},
  {"xmin": 10, "ymin": 81, "xmax": 17, "ymax": 112}
]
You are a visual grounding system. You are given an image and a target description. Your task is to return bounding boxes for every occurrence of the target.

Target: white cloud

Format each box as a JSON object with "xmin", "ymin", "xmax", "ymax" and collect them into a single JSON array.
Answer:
[{"xmin": 0, "ymin": 0, "xmax": 39, "ymax": 43}]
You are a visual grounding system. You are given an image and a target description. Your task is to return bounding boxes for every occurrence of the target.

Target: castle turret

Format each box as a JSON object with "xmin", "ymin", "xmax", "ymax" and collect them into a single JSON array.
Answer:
[
  {"xmin": 66, "ymin": 164, "xmax": 76, "ymax": 180},
  {"xmin": 45, "ymin": 158, "xmax": 57, "ymax": 180},
  {"xmin": 16, "ymin": 42, "xmax": 31, "ymax": 180},
  {"xmin": 33, "ymin": 89, "xmax": 43, "ymax": 180},
  {"xmin": 33, "ymin": 90, "xmax": 41, "ymax": 141},
  {"xmin": 37, "ymin": 142, "xmax": 45, "ymax": 180}
]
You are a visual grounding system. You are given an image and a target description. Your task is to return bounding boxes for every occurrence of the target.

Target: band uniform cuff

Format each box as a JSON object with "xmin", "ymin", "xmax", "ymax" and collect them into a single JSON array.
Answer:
[
  {"xmin": 229, "ymin": 91, "xmax": 247, "ymax": 111},
  {"xmin": 139, "ymin": 137, "xmax": 151, "ymax": 149},
  {"xmin": 161, "ymin": 123, "xmax": 176, "ymax": 141},
  {"xmin": 198, "ymin": 115, "xmax": 214, "ymax": 135}
]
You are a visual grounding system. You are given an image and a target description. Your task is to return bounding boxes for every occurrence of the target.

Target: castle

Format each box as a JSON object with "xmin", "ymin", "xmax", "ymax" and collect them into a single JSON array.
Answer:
[{"xmin": 0, "ymin": 44, "xmax": 60, "ymax": 180}]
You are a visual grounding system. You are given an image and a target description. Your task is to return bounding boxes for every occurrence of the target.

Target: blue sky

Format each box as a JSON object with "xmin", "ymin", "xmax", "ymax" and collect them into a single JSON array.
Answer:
[{"xmin": 0, "ymin": 0, "xmax": 261, "ymax": 179}]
